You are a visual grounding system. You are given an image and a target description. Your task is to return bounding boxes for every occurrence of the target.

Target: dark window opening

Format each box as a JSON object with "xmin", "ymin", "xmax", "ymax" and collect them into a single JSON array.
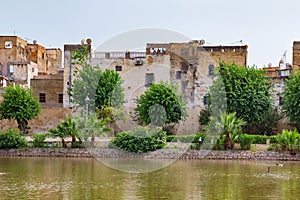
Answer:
[
  {"xmin": 115, "ymin": 66, "xmax": 122, "ymax": 71},
  {"xmin": 58, "ymin": 94, "xmax": 63, "ymax": 103},
  {"xmin": 176, "ymin": 71, "xmax": 182, "ymax": 79},
  {"xmin": 39, "ymin": 93, "xmax": 46, "ymax": 103},
  {"xmin": 203, "ymin": 95, "xmax": 209, "ymax": 105},
  {"xmin": 208, "ymin": 64, "xmax": 214, "ymax": 76},
  {"xmin": 145, "ymin": 73, "xmax": 155, "ymax": 87},
  {"xmin": 279, "ymin": 96, "xmax": 283, "ymax": 106},
  {"xmin": 181, "ymin": 62, "xmax": 189, "ymax": 74}
]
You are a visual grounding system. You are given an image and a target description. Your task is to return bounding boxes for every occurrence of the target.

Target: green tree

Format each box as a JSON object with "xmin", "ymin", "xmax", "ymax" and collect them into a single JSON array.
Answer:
[
  {"xmin": 49, "ymin": 115, "xmax": 78, "ymax": 148},
  {"xmin": 69, "ymin": 47, "xmax": 125, "ymax": 125},
  {"xmin": 282, "ymin": 71, "xmax": 300, "ymax": 130},
  {"xmin": 216, "ymin": 62, "xmax": 272, "ymax": 127},
  {"xmin": 76, "ymin": 112, "xmax": 111, "ymax": 147},
  {"xmin": 205, "ymin": 112, "xmax": 245, "ymax": 149},
  {"xmin": 95, "ymin": 69, "xmax": 125, "ymax": 109},
  {"xmin": 0, "ymin": 85, "xmax": 41, "ymax": 134},
  {"xmin": 135, "ymin": 81, "xmax": 187, "ymax": 128}
]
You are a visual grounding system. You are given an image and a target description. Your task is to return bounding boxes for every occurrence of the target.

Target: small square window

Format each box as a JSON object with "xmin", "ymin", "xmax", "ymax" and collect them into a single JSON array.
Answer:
[
  {"xmin": 58, "ymin": 94, "xmax": 63, "ymax": 103},
  {"xmin": 115, "ymin": 66, "xmax": 122, "ymax": 71},
  {"xmin": 39, "ymin": 93, "xmax": 46, "ymax": 103}
]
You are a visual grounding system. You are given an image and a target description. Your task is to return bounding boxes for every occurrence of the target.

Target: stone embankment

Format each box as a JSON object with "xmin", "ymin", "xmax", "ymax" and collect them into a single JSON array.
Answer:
[{"xmin": 0, "ymin": 148, "xmax": 300, "ymax": 161}]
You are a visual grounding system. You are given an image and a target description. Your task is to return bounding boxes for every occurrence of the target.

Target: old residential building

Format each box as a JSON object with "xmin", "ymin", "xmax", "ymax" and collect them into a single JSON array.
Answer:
[
  {"xmin": 0, "ymin": 35, "xmax": 62, "ymax": 88},
  {"xmin": 31, "ymin": 74, "xmax": 64, "ymax": 108},
  {"xmin": 88, "ymin": 40, "xmax": 248, "ymax": 134}
]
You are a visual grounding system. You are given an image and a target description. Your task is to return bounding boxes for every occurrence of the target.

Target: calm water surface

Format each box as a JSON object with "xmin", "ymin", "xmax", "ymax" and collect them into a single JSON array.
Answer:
[{"xmin": 0, "ymin": 157, "xmax": 300, "ymax": 200}]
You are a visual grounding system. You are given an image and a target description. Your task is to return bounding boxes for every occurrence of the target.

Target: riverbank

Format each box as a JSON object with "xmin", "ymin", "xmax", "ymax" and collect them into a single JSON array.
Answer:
[{"xmin": 0, "ymin": 148, "xmax": 300, "ymax": 161}]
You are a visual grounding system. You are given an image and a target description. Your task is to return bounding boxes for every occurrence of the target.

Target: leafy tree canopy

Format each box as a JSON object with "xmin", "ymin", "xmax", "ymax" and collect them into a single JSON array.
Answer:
[
  {"xmin": 135, "ymin": 81, "xmax": 187, "ymax": 126},
  {"xmin": 214, "ymin": 62, "xmax": 272, "ymax": 126},
  {"xmin": 282, "ymin": 71, "xmax": 300, "ymax": 129},
  {"xmin": 0, "ymin": 85, "xmax": 41, "ymax": 134}
]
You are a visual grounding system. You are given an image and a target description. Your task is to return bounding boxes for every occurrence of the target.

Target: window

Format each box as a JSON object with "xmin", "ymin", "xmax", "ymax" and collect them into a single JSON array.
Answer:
[
  {"xmin": 279, "ymin": 96, "xmax": 283, "ymax": 106},
  {"xmin": 203, "ymin": 95, "xmax": 209, "ymax": 105},
  {"xmin": 176, "ymin": 71, "xmax": 182, "ymax": 79},
  {"xmin": 115, "ymin": 66, "xmax": 122, "ymax": 71},
  {"xmin": 58, "ymin": 94, "xmax": 63, "ymax": 103},
  {"xmin": 145, "ymin": 73, "xmax": 155, "ymax": 87},
  {"xmin": 181, "ymin": 62, "xmax": 189, "ymax": 74},
  {"xmin": 39, "ymin": 93, "xmax": 46, "ymax": 103},
  {"xmin": 208, "ymin": 64, "xmax": 214, "ymax": 76},
  {"xmin": 32, "ymin": 68, "xmax": 34, "ymax": 73}
]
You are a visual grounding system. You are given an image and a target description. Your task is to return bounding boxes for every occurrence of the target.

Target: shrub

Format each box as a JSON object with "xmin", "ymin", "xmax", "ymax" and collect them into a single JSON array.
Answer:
[
  {"xmin": 0, "ymin": 128, "xmax": 28, "ymax": 149},
  {"xmin": 277, "ymin": 129, "xmax": 300, "ymax": 155},
  {"xmin": 251, "ymin": 135, "xmax": 269, "ymax": 144},
  {"xmin": 166, "ymin": 132, "xmax": 206, "ymax": 143},
  {"xmin": 111, "ymin": 126, "xmax": 167, "ymax": 153},
  {"xmin": 199, "ymin": 108, "xmax": 210, "ymax": 125},
  {"xmin": 32, "ymin": 133, "xmax": 48, "ymax": 148},
  {"xmin": 238, "ymin": 134, "xmax": 254, "ymax": 150}
]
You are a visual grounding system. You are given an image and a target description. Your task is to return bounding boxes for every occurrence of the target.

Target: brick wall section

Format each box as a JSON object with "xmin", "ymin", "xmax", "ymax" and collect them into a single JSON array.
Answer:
[{"xmin": 293, "ymin": 41, "xmax": 300, "ymax": 72}]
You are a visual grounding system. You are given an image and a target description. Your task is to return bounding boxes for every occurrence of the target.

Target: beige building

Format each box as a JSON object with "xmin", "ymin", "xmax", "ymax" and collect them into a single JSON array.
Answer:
[
  {"xmin": 0, "ymin": 36, "xmax": 62, "ymax": 88},
  {"xmin": 88, "ymin": 40, "xmax": 248, "ymax": 134},
  {"xmin": 31, "ymin": 74, "xmax": 64, "ymax": 108}
]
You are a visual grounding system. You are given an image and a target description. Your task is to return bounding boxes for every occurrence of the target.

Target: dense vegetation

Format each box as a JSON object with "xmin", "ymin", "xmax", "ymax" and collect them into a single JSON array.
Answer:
[
  {"xmin": 0, "ymin": 85, "xmax": 41, "ymax": 134},
  {"xmin": 0, "ymin": 128, "xmax": 28, "ymax": 149},
  {"xmin": 282, "ymin": 71, "xmax": 300, "ymax": 130},
  {"xmin": 135, "ymin": 81, "xmax": 187, "ymax": 128},
  {"xmin": 111, "ymin": 126, "xmax": 167, "ymax": 153}
]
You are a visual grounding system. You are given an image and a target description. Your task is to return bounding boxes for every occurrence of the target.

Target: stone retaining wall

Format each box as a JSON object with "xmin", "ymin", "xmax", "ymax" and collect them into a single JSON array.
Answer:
[{"xmin": 1, "ymin": 148, "xmax": 300, "ymax": 161}]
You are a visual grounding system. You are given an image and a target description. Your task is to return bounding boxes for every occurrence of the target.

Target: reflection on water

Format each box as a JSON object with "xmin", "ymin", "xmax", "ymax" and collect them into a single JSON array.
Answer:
[{"xmin": 0, "ymin": 157, "xmax": 300, "ymax": 199}]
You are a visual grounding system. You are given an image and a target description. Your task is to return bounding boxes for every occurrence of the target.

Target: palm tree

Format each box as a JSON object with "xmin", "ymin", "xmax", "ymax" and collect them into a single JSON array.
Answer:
[
  {"xmin": 49, "ymin": 115, "xmax": 78, "ymax": 148},
  {"xmin": 76, "ymin": 113, "xmax": 110, "ymax": 148},
  {"xmin": 221, "ymin": 112, "xmax": 245, "ymax": 149},
  {"xmin": 278, "ymin": 129, "xmax": 300, "ymax": 155}
]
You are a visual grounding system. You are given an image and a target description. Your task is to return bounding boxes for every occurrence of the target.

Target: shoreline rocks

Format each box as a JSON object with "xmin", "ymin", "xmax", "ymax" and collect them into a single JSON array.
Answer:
[{"xmin": 0, "ymin": 148, "xmax": 300, "ymax": 161}]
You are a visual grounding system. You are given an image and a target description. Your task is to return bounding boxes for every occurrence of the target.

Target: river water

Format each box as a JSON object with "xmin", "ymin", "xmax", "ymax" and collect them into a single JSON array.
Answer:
[{"xmin": 0, "ymin": 157, "xmax": 299, "ymax": 199}]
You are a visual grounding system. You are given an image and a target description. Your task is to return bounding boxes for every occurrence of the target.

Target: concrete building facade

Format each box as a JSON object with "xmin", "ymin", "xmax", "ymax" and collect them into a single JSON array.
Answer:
[{"xmin": 87, "ymin": 40, "xmax": 248, "ymax": 134}]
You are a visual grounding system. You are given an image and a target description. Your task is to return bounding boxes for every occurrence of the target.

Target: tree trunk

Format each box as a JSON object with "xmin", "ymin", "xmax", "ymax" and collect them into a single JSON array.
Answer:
[
  {"xmin": 91, "ymin": 135, "xmax": 95, "ymax": 148},
  {"xmin": 17, "ymin": 119, "xmax": 29, "ymax": 134},
  {"xmin": 71, "ymin": 136, "xmax": 76, "ymax": 148},
  {"xmin": 62, "ymin": 139, "xmax": 67, "ymax": 148},
  {"xmin": 225, "ymin": 132, "xmax": 232, "ymax": 149}
]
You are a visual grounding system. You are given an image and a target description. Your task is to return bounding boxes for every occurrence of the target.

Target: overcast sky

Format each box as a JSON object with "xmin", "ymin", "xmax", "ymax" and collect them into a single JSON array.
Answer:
[{"xmin": 1, "ymin": 0, "xmax": 299, "ymax": 67}]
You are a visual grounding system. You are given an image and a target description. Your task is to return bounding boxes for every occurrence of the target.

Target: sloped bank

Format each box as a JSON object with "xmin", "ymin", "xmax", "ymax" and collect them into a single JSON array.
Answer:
[{"xmin": 0, "ymin": 148, "xmax": 300, "ymax": 161}]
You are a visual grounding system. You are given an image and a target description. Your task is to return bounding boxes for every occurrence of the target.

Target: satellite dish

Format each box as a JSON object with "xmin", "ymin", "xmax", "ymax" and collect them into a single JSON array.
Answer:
[
  {"xmin": 33, "ymin": 40, "xmax": 37, "ymax": 44},
  {"xmin": 199, "ymin": 39, "xmax": 205, "ymax": 45},
  {"xmin": 81, "ymin": 39, "xmax": 85, "ymax": 45},
  {"xmin": 86, "ymin": 38, "xmax": 92, "ymax": 44}
]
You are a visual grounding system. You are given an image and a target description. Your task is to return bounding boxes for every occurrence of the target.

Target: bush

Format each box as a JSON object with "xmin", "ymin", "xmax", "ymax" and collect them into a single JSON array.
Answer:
[
  {"xmin": 32, "ymin": 133, "xmax": 48, "ymax": 147},
  {"xmin": 166, "ymin": 132, "xmax": 206, "ymax": 143},
  {"xmin": 0, "ymin": 128, "xmax": 28, "ymax": 149},
  {"xmin": 251, "ymin": 135, "xmax": 269, "ymax": 144},
  {"xmin": 238, "ymin": 134, "xmax": 254, "ymax": 150},
  {"xmin": 199, "ymin": 108, "xmax": 210, "ymax": 125},
  {"xmin": 277, "ymin": 129, "xmax": 300, "ymax": 155},
  {"xmin": 111, "ymin": 126, "xmax": 167, "ymax": 153}
]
